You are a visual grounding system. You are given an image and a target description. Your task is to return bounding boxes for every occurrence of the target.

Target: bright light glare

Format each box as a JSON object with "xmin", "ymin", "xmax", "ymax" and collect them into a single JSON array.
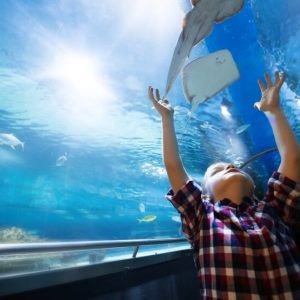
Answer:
[
  {"xmin": 44, "ymin": 49, "xmax": 113, "ymax": 101},
  {"xmin": 56, "ymin": 53, "xmax": 95, "ymax": 86},
  {"xmin": 37, "ymin": 47, "xmax": 118, "ymax": 138}
]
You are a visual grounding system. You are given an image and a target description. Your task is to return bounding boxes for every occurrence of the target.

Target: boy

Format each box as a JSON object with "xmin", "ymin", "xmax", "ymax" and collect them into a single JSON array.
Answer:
[{"xmin": 148, "ymin": 71, "xmax": 300, "ymax": 299}]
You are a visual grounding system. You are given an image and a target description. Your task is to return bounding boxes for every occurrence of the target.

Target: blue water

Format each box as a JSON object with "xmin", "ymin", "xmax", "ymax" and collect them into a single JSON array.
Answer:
[{"xmin": 0, "ymin": 0, "xmax": 299, "ymax": 242}]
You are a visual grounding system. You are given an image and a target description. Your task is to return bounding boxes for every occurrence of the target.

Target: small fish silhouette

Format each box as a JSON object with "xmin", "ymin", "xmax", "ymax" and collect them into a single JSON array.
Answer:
[
  {"xmin": 56, "ymin": 153, "xmax": 68, "ymax": 167},
  {"xmin": 139, "ymin": 202, "xmax": 145, "ymax": 213},
  {"xmin": 235, "ymin": 124, "xmax": 250, "ymax": 134},
  {"xmin": 137, "ymin": 215, "xmax": 157, "ymax": 223}
]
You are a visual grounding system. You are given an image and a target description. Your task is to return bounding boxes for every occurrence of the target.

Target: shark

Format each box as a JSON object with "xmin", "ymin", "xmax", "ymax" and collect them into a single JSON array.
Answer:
[
  {"xmin": 163, "ymin": 0, "xmax": 244, "ymax": 99},
  {"xmin": 0, "ymin": 133, "xmax": 24, "ymax": 151}
]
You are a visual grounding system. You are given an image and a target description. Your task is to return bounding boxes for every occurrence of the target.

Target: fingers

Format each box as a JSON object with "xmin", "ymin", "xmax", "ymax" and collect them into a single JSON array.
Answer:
[
  {"xmin": 264, "ymin": 73, "xmax": 272, "ymax": 88},
  {"xmin": 260, "ymin": 71, "xmax": 286, "ymax": 90},
  {"xmin": 148, "ymin": 86, "xmax": 160, "ymax": 102},
  {"xmin": 155, "ymin": 89, "xmax": 169, "ymax": 104},
  {"xmin": 275, "ymin": 71, "xmax": 280, "ymax": 83},
  {"xmin": 148, "ymin": 86, "xmax": 155, "ymax": 102},
  {"xmin": 277, "ymin": 71, "xmax": 286, "ymax": 88},
  {"xmin": 257, "ymin": 79, "xmax": 266, "ymax": 92},
  {"xmin": 275, "ymin": 71, "xmax": 286, "ymax": 83},
  {"xmin": 148, "ymin": 86, "xmax": 169, "ymax": 104},
  {"xmin": 155, "ymin": 89, "xmax": 161, "ymax": 101},
  {"xmin": 148, "ymin": 86, "xmax": 161, "ymax": 101}
]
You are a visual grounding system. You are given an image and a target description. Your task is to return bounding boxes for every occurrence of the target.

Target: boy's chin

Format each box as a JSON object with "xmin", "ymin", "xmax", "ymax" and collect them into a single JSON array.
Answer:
[
  {"xmin": 227, "ymin": 172, "xmax": 251, "ymax": 182},
  {"xmin": 226, "ymin": 175, "xmax": 254, "ymax": 190}
]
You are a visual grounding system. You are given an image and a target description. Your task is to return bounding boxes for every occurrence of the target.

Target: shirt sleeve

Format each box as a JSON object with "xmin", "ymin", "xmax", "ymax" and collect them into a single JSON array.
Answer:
[
  {"xmin": 166, "ymin": 180, "xmax": 205, "ymax": 241},
  {"xmin": 265, "ymin": 171, "xmax": 300, "ymax": 226}
]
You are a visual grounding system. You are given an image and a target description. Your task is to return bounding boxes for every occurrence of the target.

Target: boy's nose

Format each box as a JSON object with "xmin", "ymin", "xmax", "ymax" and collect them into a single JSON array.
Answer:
[{"xmin": 225, "ymin": 164, "xmax": 235, "ymax": 170}]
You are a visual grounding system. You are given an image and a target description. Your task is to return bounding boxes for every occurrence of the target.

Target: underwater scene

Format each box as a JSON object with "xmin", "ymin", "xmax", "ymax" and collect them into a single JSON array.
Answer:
[{"xmin": 0, "ymin": 0, "xmax": 299, "ymax": 246}]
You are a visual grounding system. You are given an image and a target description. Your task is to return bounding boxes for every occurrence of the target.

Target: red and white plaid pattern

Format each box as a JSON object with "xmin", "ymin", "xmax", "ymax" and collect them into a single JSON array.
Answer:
[{"xmin": 167, "ymin": 171, "xmax": 300, "ymax": 299}]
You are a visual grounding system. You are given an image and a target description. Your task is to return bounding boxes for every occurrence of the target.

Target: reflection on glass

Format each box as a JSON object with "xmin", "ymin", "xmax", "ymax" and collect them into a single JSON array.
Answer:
[{"xmin": 0, "ymin": 1, "xmax": 299, "ymax": 251}]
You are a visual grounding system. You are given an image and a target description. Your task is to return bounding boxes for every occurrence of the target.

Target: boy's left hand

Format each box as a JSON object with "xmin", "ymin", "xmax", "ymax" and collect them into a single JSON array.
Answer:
[
  {"xmin": 148, "ymin": 86, "xmax": 174, "ymax": 119},
  {"xmin": 254, "ymin": 71, "xmax": 286, "ymax": 114}
]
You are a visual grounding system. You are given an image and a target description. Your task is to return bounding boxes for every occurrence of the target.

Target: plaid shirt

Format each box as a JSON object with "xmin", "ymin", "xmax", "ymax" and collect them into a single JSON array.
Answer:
[{"xmin": 167, "ymin": 172, "xmax": 300, "ymax": 299}]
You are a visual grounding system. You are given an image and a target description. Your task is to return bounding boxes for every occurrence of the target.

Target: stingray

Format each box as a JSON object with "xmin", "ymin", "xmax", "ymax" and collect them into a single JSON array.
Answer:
[{"xmin": 163, "ymin": 0, "xmax": 244, "ymax": 98}]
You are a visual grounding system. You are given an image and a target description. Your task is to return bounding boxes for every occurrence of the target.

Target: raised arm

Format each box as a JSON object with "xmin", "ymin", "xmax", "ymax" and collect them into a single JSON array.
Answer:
[
  {"xmin": 254, "ymin": 71, "xmax": 300, "ymax": 182},
  {"xmin": 148, "ymin": 87, "xmax": 190, "ymax": 193}
]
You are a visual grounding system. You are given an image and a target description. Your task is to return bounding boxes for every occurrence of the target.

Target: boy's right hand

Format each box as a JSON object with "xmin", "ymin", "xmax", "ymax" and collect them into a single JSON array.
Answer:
[
  {"xmin": 254, "ymin": 71, "xmax": 286, "ymax": 114},
  {"xmin": 148, "ymin": 86, "xmax": 174, "ymax": 119}
]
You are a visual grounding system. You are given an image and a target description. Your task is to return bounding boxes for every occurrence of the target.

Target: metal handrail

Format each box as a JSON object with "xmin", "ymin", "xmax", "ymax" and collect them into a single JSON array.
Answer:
[
  {"xmin": 0, "ymin": 238, "xmax": 187, "ymax": 255},
  {"xmin": 239, "ymin": 147, "xmax": 278, "ymax": 169}
]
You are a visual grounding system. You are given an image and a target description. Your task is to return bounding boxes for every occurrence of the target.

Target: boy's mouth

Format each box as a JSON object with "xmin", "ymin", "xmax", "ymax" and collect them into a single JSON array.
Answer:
[{"xmin": 225, "ymin": 168, "xmax": 240, "ymax": 174}]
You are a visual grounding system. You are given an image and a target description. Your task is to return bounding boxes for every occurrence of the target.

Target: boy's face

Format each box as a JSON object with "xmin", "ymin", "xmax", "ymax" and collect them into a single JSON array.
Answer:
[{"xmin": 203, "ymin": 162, "xmax": 255, "ymax": 202}]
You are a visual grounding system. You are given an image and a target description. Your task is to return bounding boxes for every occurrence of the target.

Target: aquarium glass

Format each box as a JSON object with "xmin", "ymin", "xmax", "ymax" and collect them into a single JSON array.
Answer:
[{"xmin": 0, "ymin": 0, "xmax": 299, "ymax": 249}]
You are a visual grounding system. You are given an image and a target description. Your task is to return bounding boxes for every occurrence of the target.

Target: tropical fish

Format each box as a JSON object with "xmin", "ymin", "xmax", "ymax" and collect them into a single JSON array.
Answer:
[
  {"xmin": 0, "ymin": 133, "xmax": 24, "ymax": 151},
  {"xmin": 163, "ymin": 0, "xmax": 244, "ymax": 98},
  {"xmin": 137, "ymin": 215, "xmax": 157, "ymax": 223},
  {"xmin": 235, "ymin": 124, "xmax": 250, "ymax": 134},
  {"xmin": 56, "ymin": 153, "xmax": 68, "ymax": 167}
]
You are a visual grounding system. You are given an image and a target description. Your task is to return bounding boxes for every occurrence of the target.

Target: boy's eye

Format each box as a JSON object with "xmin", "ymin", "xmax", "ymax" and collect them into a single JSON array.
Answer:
[{"xmin": 211, "ymin": 168, "xmax": 223, "ymax": 176}]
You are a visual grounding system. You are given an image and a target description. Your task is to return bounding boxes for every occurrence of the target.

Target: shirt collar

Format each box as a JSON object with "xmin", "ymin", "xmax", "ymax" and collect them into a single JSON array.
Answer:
[{"xmin": 216, "ymin": 196, "xmax": 256, "ymax": 211}]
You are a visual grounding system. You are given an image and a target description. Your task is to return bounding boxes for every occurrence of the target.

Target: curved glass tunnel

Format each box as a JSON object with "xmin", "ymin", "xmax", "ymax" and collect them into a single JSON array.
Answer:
[{"xmin": 0, "ymin": 0, "xmax": 299, "ymax": 280}]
